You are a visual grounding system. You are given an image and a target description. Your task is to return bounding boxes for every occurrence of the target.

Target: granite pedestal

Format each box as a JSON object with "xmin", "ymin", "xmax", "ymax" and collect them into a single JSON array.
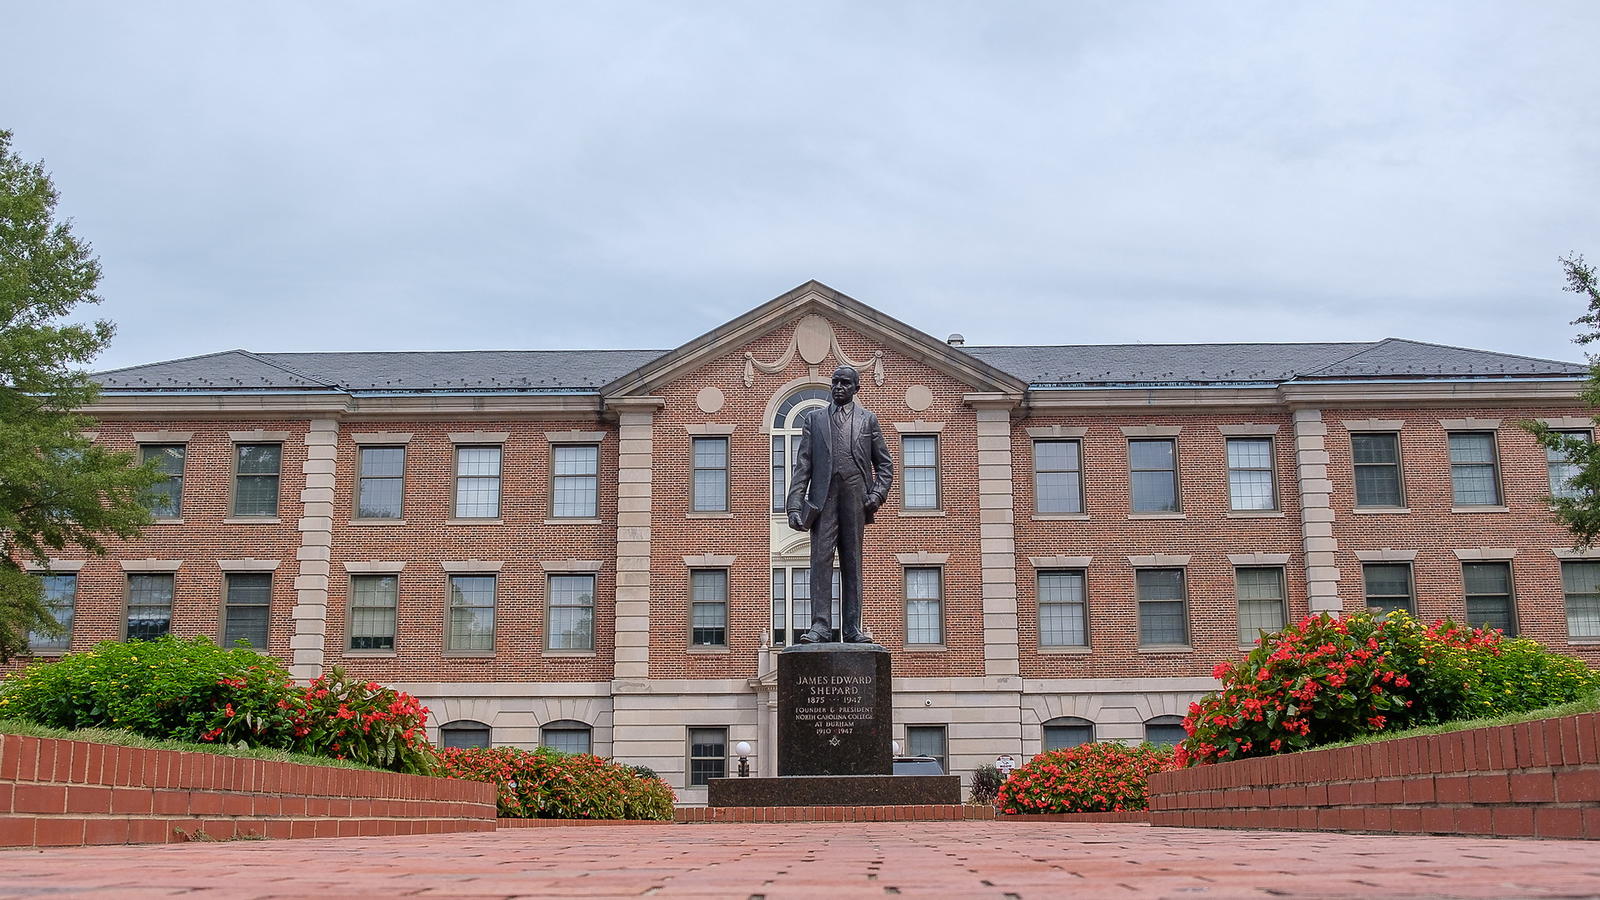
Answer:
[{"xmin": 709, "ymin": 641, "xmax": 959, "ymax": 808}]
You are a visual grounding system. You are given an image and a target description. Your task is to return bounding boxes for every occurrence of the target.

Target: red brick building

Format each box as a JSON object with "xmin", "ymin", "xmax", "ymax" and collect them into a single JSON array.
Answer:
[{"xmin": 17, "ymin": 282, "xmax": 1599, "ymax": 801}]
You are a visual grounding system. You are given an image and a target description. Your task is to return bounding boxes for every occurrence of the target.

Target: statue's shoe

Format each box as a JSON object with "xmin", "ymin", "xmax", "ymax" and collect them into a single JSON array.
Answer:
[
  {"xmin": 797, "ymin": 628, "xmax": 833, "ymax": 644},
  {"xmin": 844, "ymin": 628, "xmax": 875, "ymax": 643}
]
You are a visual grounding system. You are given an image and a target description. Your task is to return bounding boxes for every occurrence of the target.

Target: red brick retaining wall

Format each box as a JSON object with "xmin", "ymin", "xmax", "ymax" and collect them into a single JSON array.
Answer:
[
  {"xmin": 1149, "ymin": 712, "xmax": 1600, "ymax": 839},
  {"xmin": 0, "ymin": 733, "xmax": 496, "ymax": 847}
]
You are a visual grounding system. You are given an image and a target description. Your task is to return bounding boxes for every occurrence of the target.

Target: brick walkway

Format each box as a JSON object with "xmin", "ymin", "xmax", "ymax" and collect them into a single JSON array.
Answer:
[{"xmin": 2, "ymin": 822, "xmax": 1598, "ymax": 899}]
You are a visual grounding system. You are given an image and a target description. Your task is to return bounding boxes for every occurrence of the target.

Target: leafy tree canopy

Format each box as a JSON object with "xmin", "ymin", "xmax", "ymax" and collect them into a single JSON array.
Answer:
[
  {"xmin": 0, "ymin": 129, "xmax": 159, "ymax": 663},
  {"xmin": 1526, "ymin": 254, "xmax": 1600, "ymax": 546}
]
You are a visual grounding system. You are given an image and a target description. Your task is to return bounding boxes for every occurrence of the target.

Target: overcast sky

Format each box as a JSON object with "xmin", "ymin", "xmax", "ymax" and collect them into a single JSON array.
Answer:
[{"xmin": 6, "ymin": 2, "xmax": 1599, "ymax": 371}]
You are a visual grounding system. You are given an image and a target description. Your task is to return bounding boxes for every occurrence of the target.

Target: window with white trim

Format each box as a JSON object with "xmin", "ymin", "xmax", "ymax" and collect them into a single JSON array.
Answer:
[
  {"xmin": 540, "ymin": 720, "xmax": 593, "ymax": 755},
  {"xmin": 357, "ymin": 446, "xmax": 404, "ymax": 519},
  {"xmin": 547, "ymin": 573, "xmax": 595, "ymax": 651},
  {"xmin": 233, "ymin": 444, "xmax": 281, "ymax": 516},
  {"xmin": 1226, "ymin": 437, "xmax": 1276, "ymax": 510},
  {"xmin": 126, "ymin": 573, "xmax": 174, "ymax": 641},
  {"xmin": 551, "ymin": 444, "xmax": 599, "ymax": 517},
  {"xmin": 901, "ymin": 435, "xmax": 939, "ymax": 510},
  {"xmin": 446, "ymin": 574, "xmax": 495, "ymax": 652},
  {"xmin": 28, "ymin": 573, "xmax": 75, "ymax": 652},
  {"xmin": 1037, "ymin": 569, "xmax": 1087, "ymax": 648},
  {"xmin": 1463, "ymin": 561, "xmax": 1515, "ymax": 636},
  {"xmin": 141, "ymin": 444, "xmax": 185, "ymax": 517},
  {"xmin": 691, "ymin": 437, "xmax": 729, "ymax": 513},
  {"xmin": 454, "ymin": 446, "xmax": 501, "ymax": 518},
  {"xmin": 1144, "ymin": 715, "xmax": 1187, "ymax": 746},
  {"xmin": 1562, "ymin": 561, "xmax": 1600, "ymax": 639},
  {"xmin": 1033, "ymin": 439, "xmax": 1083, "ymax": 514},
  {"xmin": 1136, "ymin": 568, "xmax": 1187, "ymax": 645},
  {"xmin": 1129, "ymin": 439, "xmax": 1178, "ymax": 513},
  {"xmin": 440, "ymin": 720, "xmax": 491, "ymax": 749},
  {"xmin": 690, "ymin": 569, "xmax": 728, "ymax": 647},
  {"xmin": 349, "ymin": 574, "xmax": 397, "ymax": 651},
  {"xmin": 1352, "ymin": 432, "xmax": 1403, "ymax": 507},
  {"xmin": 905, "ymin": 566, "xmax": 943, "ymax": 645},
  {"xmin": 906, "ymin": 725, "xmax": 947, "ymax": 771},
  {"xmin": 1362, "ymin": 563, "xmax": 1414, "ymax": 615},
  {"xmin": 222, "ymin": 572, "xmax": 271, "ymax": 649},
  {"xmin": 1449, "ymin": 432, "xmax": 1501, "ymax": 506},
  {"xmin": 1235, "ymin": 567, "xmax": 1286, "ymax": 645},
  {"xmin": 1547, "ymin": 431, "xmax": 1591, "ymax": 500},
  {"xmin": 688, "ymin": 727, "xmax": 727, "ymax": 785}
]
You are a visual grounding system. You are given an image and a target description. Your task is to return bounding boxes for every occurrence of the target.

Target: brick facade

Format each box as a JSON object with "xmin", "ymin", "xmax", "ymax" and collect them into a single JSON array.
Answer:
[{"xmin": 10, "ymin": 282, "xmax": 1596, "ymax": 803}]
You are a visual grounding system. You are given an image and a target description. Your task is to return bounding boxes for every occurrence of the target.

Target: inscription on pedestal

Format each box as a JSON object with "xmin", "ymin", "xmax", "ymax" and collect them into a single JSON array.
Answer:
[{"xmin": 778, "ymin": 644, "xmax": 891, "ymax": 776}]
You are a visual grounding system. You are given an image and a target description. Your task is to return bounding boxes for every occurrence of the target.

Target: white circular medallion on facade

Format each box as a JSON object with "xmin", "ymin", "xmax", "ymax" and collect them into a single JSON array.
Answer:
[
  {"xmin": 904, "ymin": 384, "xmax": 933, "ymax": 412},
  {"xmin": 795, "ymin": 314, "xmax": 833, "ymax": 365},
  {"xmin": 695, "ymin": 386, "xmax": 725, "ymax": 414}
]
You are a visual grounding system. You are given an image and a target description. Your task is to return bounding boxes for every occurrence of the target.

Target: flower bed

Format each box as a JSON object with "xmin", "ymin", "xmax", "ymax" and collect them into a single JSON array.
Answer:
[
  {"xmin": 436, "ymin": 746, "xmax": 674, "ymax": 820},
  {"xmin": 998, "ymin": 742, "xmax": 1174, "ymax": 815}
]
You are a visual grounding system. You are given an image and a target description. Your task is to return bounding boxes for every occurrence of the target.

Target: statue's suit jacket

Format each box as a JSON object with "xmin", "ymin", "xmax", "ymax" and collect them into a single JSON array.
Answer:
[{"xmin": 786, "ymin": 403, "xmax": 895, "ymax": 529}]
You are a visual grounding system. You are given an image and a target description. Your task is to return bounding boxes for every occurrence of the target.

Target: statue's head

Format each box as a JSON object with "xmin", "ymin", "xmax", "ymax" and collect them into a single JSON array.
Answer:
[{"xmin": 830, "ymin": 366, "xmax": 860, "ymax": 406}]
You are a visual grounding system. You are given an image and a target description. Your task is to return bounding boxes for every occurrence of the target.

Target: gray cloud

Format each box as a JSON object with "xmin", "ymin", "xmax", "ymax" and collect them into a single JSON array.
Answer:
[{"xmin": 6, "ymin": 0, "xmax": 1598, "ymax": 370}]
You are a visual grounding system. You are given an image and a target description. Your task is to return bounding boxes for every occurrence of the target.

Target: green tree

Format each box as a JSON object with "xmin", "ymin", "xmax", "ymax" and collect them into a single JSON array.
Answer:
[
  {"xmin": 1527, "ymin": 253, "xmax": 1600, "ymax": 546},
  {"xmin": 0, "ymin": 129, "xmax": 160, "ymax": 663}
]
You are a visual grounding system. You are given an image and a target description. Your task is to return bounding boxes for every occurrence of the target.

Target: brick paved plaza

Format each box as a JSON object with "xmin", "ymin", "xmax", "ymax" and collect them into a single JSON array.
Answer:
[{"xmin": 2, "ymin": 822, "xmax": 1598, "ymax": 899}]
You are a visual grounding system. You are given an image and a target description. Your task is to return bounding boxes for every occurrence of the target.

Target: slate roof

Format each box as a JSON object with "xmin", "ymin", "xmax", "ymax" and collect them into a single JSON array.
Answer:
[
  {"xmin": 93, "ymin": 338, "xmax": 1584, "ymax": 394},
  {"xmin": 962, "ymin": 338, "xmax": 1587, "ymax": 387},
  {"xmin": 94, "ymin": 349, "xmax": 669, "ymax": 393}
]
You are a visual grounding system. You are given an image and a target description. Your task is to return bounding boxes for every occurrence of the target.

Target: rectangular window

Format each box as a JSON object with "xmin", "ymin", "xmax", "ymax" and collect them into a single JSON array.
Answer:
[
  {"xmin": 771, "ymin": 569, "xmax": 787, "ymax": 647},
  {"xmin": 541, "ymin": 725, "xmax": 592, "ymax": 755},
  {"xmin": 446, "ymin": 574, "xmax": 495, "ymax": 652},
  {"xmin": 141, "ymin": 444, "xmax": 185, "ymax": 517},
  {"xmin": 453, "ymin": 446, "xmax": 501, "ymax": 518},
  {"xmin": 1033, "ymin": 440, "xmax": 1083, "ymax": 514},
  {"xmin": 547, "ymin": 574, "xmax": 595, "ymax": 650},
  {"xmin": 1037, "ymin": 570, "xmax": 1087, "ymax": 648},
  {"xmin": 222, "ymin": 573, "xmax": 271, "ymax": 649},
  {"xmin": 1561, "ymin": 561, "xmax": 1600, "ymax": 640},
  {"xmin": 552, "ymin": 444, "xmax": 599, "ymax": 517},
  {"xmin": 1449, "ymin": 432, "xmax": 1501, "ymax": 506},
  {"xmin": 1548, "ymin": 431, "xmax": 1591, "ymax": 500},
  {"xmin": 905, "ymin": 567, "xmax": 943, "ymax": 645},
  {"xmin": 690, "ymin": 569, "xmax": 728, "ymax": 647},
  {"xmin": 28, "ymin": 574, "xmax": 75, "ymax": 652},
  {"xmin": 1363, "ymin": 563, "xmax": 1414, "ymax": 615},
  {"xmin": 1236, "ymin": 567, "xmax": 1287, "ymax": 645},
  {"xmin": 1129, "ymin": 439, "xmax": 1179, "ymax": 513},
  {"xmin": 906, "ymin": 725, "xmax": 947, "ymax": 772},
  {"xmin": 1226, "ymin": 437, "xmax": 1276, "ymax": 511},
  {"xmin": 1463, "ymin": 562, "xmax": 1515, "ymax": 636},
  {"xmin": 233, "ymin": 444, "xmax": 281, "ymax": 516},
  {"xmin": 691, "ymin": 437, "xmax": 729, "ymax": 513},
  {"xmin": 770, "ymin": 435, "xmax": 787, "ymax": 512},
  {"xmin": 688, "ymin": 727, "xmax": 727, "ymax": 785},
  {"xmin": 357, "ymin": 446, "xmax": 405, "ymax": 519},
  {"xmin": 349, "ymin": 574, "xmax": 397, "ymax": 651},
  {"xmin": 901, "ymin": 435, "xmax": 939, "ymax": 510},
  {"xmin": 1136, "ymin": 568, "xmax": 1188, "ymax": 646},
  {"xmin": 126, "ymin": 573, "xmax": 174, "ymax": 641},
  {"xmin": 1352, "ymin": 432, "xmax": 1403, "ymax": 507}
]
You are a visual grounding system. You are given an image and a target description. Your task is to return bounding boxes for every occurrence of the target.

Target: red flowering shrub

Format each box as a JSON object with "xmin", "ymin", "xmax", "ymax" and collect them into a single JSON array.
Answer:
[
  {"xmin": 1178, "ymin": 611, "xmax": 1600, "ymax": 766},
  {"xmin": 281, "ymin": 667, "xmax": 435, "ymax": 774},
  {"xmin": 436, "ymin": 746, "xmax": 675, "ymax": 819},
  {"xmin": 997, "ymin": 742, "xmax": 1174, "ymax": 814}
]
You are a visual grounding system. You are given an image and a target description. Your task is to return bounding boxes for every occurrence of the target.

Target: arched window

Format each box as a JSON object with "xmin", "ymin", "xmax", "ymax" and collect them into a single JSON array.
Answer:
[
  {"xmin": 439, "ymin": 719, "xmax": 491, "ymax": 749},
  {"xmin": 770, "ymin": 387, "xmax": 831, "ymax": 511},
  {"xmin": 1144, "ymin": 715, "xmax": 1188, "ymax": 747},
  {"xmin": 540, "ymin": 720, "xmax": 593, "ymax": 755},
  {"xmin": 1041, "ymin": 716, "xmax": 1094, "ymax": 751}
]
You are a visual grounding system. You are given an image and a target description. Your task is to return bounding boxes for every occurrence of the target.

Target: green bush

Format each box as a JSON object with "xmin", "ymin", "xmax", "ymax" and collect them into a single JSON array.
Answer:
[
  {"xmin": 287, "ymin": 667, "xmax": 436, "ymax": 775},
  {"xmin": 1179, "ymin": 612, "xmax": 1600, "ymax": 766},
  {"xmin": 969, "ymin": 763, "xmax": 1003, "ymax": 805},
  {"xmin": 437, "ymin": 746, "xmax": 675, "ymax": 819},
  {"xmin": 997, "ymin": 742, "xmax": 1174, "ymax": 814},
  {"xmin": 0, "ymin": 637, "xmax": 298, "ymax": 747}
]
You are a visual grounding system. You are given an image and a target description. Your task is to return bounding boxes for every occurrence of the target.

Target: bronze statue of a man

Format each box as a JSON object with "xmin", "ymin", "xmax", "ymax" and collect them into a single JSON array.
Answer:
[{"xmin": 786, "ymin": 365, "xmax": 895, "ymax": 643}]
